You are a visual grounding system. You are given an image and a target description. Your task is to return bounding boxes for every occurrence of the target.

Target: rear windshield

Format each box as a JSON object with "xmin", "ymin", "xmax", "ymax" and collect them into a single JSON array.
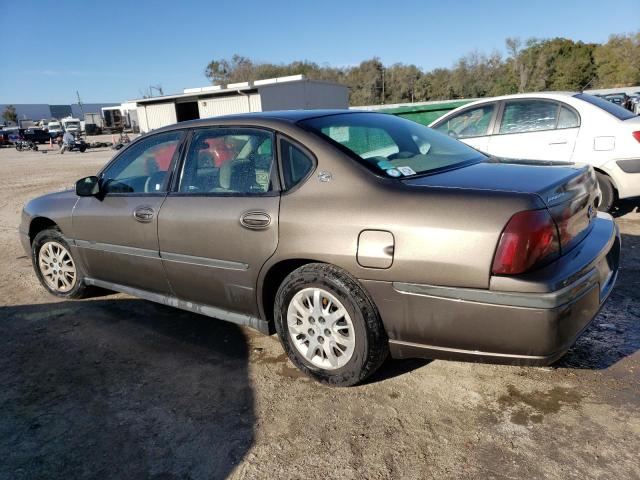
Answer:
[
  {"xmin": 299, "ymin": 113, "xmax": 485, "ymax": 177},
  {"xmin": 574, "ymin": 93, "xmax": 635, "ymax": 120}
]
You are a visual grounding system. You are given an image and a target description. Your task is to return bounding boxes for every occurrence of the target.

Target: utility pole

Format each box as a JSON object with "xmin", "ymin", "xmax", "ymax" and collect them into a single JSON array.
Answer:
[
  {"xmin": 76, "ymin": 91, "xmax": 84, "ymax": 116},
  {"xmin": 381, "ymin": 68, "xmax": 385, "ymax": 104}
]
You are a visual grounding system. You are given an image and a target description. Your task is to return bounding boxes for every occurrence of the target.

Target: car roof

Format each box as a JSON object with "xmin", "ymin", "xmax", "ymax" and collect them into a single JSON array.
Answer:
[
  {"xmin": 174, "ymin": 109, "xmax": 364, "ymax": 129},
  {"xmin": 466, "ymin": 92, "xmax": 578, "ymax": 104}
]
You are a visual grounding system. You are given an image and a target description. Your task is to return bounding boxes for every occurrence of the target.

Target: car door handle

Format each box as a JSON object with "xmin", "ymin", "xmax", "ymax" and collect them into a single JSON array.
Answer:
[
  {"xmin": 133, "ymin": 206, "xmax": 154, "ymax": 223},
  {"xmin": 549, "ymin": 139, "xmax": 568, "ymax": 145},
  {"xmin": 240, "ymin": 211, "xmax": 271, "ymax": 229}
]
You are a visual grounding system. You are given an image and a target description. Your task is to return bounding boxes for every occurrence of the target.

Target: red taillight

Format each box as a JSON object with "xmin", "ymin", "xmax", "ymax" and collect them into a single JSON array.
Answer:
[
  {"xmin": 492, "ymin": 209, "xmax": 560, "ymax": 275},
  {"xmin": 632, "ymin": 131, "xmax": 640, "ymax": 143}
]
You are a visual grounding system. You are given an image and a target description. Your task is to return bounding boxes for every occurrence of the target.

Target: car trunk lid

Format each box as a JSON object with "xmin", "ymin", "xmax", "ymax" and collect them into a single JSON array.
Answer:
[{"xmin": 402, "ymin": 158, "xmax": 599, "ymax": 253}]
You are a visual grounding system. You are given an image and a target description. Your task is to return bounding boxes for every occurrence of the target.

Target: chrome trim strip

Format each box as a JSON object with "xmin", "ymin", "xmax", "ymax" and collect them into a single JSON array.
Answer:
[
  {"xmin": 74, "ymin": 239, "xmax": 160, "ymax": 259},
  {"xmin": 389, "ymin": 339, "xmax": 552, "ymax": 361},
  {"xmin": 84, "ymin": 277, "xmax": 269, "ymax": 334},
  {"xmin": 160, "ymin": 251, "xmax": 248, "ymax": 271},
  {"xmin": 393, "ymin": 270, "xmax": 598, "ymax": 309}
]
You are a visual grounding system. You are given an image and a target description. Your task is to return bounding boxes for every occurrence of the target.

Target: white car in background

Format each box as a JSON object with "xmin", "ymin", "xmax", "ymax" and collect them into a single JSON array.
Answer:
[{"xmin": 430, "ymin": 92, "xmax": 640, "ymax": 211}]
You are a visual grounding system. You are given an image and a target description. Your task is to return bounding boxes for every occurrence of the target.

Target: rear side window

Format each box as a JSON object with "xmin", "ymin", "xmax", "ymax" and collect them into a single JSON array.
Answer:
[
  {"xmin": 557, "ymin": 106, "xmax": 580, "ymax": 129},
  {"xmin": 280, "ymin": 139, "xmax": 314, "ymax": 189},
  {"xmin": 434, "ymin": 104, "xmax": 495, "ymax": 138},
  {"xmin": 178, "ymin": 128, "xmax": 274, "ymax": 194},
  {"xmin": 499, "ymin": 100, "xmax": 559, "ymax": 134}
]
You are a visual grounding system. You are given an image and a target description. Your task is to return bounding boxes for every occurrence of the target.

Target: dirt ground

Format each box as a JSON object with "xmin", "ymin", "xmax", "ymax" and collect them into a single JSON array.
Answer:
[{"xmin": 0, "ymin": 144, "xmax": 638, "ymax": 480}]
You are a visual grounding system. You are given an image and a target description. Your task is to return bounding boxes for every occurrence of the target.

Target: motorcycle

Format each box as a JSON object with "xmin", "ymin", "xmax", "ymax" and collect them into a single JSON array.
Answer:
[
  {"xmin": 57, "ymin": 135, "xmax": 88, "ymax": 153},
  {"xmin": 15, "ymin": 140, "xmax": 38, "ymax": 152}
]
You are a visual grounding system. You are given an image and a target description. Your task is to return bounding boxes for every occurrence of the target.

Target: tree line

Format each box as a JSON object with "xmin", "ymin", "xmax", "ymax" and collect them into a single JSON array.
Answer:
[{"xmin": 205, "ymin": 32, "xmax": 640, "ymax": 106}]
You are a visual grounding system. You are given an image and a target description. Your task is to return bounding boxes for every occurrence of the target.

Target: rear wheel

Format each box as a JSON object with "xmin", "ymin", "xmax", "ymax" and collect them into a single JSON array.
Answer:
[
  {"xmin": 274, "ymin": 263, "xmax": 388, "ymax": 386},
  {"xmin": 32, "ymin": 228, "xmax": 89, "ymax": 298},
  {"xmin": 596, "ymin": 172, "xmax": 615, "ymax": 212}
]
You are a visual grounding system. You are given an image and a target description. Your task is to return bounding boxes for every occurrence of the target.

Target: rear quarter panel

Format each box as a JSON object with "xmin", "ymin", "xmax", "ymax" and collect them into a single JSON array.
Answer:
[{"xmin": 261, "ymin": 134, "xmax": 543, "ymax": 307}]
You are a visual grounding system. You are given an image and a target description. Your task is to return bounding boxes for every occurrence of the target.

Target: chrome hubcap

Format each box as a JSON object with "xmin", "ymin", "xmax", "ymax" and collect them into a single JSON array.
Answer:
[
  {"xmin": 38, "ymin": 241, "xmax": 76, "ymax": 293},
  {"xmin": 286, "ymin": 287, "xmax": 355, "ymax": 370}
]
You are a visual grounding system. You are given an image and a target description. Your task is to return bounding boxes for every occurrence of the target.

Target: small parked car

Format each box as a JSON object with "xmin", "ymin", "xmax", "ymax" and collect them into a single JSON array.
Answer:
[
  {"xmin": 603, "ymin": 93, "xmax": 627, "ymax": 106},
  {"xmin": 20, "ymin": 111, "xmax": 619, "ymax": 386},
  {"xmin": 430, "ymin": 92, "xmax": 640, "ymax": 211}
]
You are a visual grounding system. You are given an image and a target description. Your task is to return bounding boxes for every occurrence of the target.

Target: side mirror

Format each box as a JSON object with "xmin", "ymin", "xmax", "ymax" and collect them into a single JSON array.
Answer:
[{"xmin": 75, "ymin": 176, "xmax": 100, "ymax": 196}]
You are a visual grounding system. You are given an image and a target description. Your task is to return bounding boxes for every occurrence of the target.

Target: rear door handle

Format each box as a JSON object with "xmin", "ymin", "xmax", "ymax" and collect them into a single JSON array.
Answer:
[
  {"xmin": 240, "ymin": 211, "xmax": 271, "ymax": 229},
  {"xmin": 549, "ymin": 139, "xmax": 568, "ymax": 145},
  {"xmin": 133, "ymin": 206, "xmax": 155, "ymax": 223}
]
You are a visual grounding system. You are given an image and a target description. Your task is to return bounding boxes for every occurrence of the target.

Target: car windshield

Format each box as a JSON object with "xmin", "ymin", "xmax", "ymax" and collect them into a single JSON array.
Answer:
[
  {"xmin": 300, "ymin": 113, "xmax": 485, "ymax": 177},
  {"xmin": 574, "ymin": 93, "xmax": 635, "ymax": 120}
]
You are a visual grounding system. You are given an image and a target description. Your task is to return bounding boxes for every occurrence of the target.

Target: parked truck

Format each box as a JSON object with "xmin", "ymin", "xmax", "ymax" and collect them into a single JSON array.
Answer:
[
  {"xmin": 102, "ymin": 103, "xmax": 139, "ymax": 133},
  {"xmin": 83, "ymin": 112, "xmax": 103, "ymax": 135},
  {"xmin": 60, "ymin": 117, "xmax": 82, "ymax": 134}
]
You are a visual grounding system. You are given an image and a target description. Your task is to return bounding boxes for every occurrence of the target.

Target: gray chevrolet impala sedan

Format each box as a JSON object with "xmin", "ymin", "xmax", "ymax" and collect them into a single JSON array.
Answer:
[{"xmin": 20, "ymin": 110, "xmax": 620, "ymax": 386}]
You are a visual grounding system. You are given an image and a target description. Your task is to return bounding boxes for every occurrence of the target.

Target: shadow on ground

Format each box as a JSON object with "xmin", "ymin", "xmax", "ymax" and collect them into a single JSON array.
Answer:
[
  {"xmin": 0, "ymin": 299, "xmax": 254, "ymax": 480},
  {"xmin": 611, "ymin": 198, "xmax": 640, "ymax": 218}
]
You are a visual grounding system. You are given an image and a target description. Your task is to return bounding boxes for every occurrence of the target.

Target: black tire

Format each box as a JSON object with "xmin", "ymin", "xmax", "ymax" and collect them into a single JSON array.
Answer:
[
  {"xmin": 274, "ymin": 263, "xmax": 389, "ymax": 387},
  {"xmin": 596, "ymin": 172, "xmax": 615, "ymax": 212},
  {"xmin": 32, "ymin": 228, "xmax": 89, "ymax": 299},
  {"xmin": 79, "ymin": 144, "xmax": 87, "ymax": 153}
]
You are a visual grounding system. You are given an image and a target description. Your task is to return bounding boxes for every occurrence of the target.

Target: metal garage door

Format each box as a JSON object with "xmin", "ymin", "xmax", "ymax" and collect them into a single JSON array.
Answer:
[
  {"xmin": 140, "ymin": 102, "xmax": 177, "ymax": 131},
  {"xmin": 198, "ymin": 94, "xmax": 262, "ymax": 118}
]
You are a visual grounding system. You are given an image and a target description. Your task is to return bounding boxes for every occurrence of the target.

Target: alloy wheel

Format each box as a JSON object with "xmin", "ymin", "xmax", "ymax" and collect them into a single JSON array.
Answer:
[
  {"xmin": 286, "ymin": 287, "xmax": 355, "ymax": 370},
  {"xmin": 38, "ymin": 241, "xmax": 76, "ymax": 293}
]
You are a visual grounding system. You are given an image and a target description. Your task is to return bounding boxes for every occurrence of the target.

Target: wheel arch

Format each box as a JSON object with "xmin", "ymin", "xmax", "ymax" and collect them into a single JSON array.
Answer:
[
  {"xmin": 29, "ymin": 217, "xmax": 59, "ymax": 244},
  {"xmin": 593, "ymin": 167, "xmax": 618, "ymax": 191},
  {"xmin": 259, "ymin": 258, "xmax": 325, "ymax": 327}
]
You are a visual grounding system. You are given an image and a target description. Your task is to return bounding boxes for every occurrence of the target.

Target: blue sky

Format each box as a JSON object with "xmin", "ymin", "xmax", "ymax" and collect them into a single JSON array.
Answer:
[{"xmin": 1, "ymin": 0, "xmax": 638, "ymax": 104}]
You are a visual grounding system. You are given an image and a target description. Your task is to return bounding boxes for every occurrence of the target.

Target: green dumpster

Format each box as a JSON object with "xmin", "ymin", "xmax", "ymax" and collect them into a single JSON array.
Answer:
[{"xmin": 376, "ymin": 100, "xmax": 474, "ymax": 126}]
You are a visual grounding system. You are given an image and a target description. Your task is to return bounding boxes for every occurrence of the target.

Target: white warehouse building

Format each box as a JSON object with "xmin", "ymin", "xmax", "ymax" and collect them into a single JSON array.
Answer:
[{"xmin": 134, "ymin": 75, "xmax": 348, "ymax": 133}]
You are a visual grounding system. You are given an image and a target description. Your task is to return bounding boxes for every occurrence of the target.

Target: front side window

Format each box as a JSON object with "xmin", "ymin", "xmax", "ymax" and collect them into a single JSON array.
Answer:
[
  {"xmin": 300, "ymin": 113, "xmax": 485, "ymax": 177},
  {"xmin": 100, "ymin": 130, "xmax": 183, "ymax": 194},
  {"xmin": 499, "ymin": 100, "xmax": 560, "ymax": 134},
  {"xmin": 179, "ymin": 128, "xmax": 274, "ymax": 194},
  {"xmin": 435, "ymin": 104, "xmax": 495, "ymax": 138}
]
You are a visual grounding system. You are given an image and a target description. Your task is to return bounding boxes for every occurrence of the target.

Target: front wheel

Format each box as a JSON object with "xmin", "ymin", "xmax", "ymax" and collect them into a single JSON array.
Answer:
[
  {"xmin": 274, "ymin": 263, "xmax": 389, "ymax": 386},
  {"xmin": 32, "ymin": 228, "xmax": 89, "ymax": 298}
]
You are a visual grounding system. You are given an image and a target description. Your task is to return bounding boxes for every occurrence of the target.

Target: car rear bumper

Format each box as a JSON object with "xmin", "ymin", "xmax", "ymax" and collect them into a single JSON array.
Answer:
[
  {"xmin": 361, "ymin": 215, "xmax": 620, "ymax": 365},
  {"xmin": 602, "ymin": 158, "xmax": 640, "ymax": 199}
]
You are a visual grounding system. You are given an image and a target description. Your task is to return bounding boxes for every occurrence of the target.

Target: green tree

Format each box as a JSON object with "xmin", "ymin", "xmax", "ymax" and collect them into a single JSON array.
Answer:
[
  {"xmin": 203, "ymin": 32, "xmax": 639, "ymax": 106},
  {"xmin": 2, "ymin": 105, "xmax": 17, "ymax": 124},
  {"xmin": 594, "ymin": 32, "xmax": 640, "ymax": 87},
  {"xmin": 345, "ymin": 58, "xmax": 385, "ymax": 105}
]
